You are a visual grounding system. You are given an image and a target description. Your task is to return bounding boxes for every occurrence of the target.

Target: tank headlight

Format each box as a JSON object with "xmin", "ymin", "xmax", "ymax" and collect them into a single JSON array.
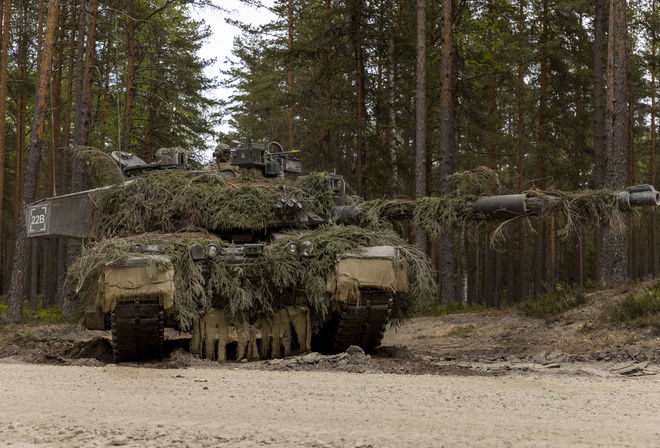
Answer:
[
  {"xmin": 206, "ymin": 243, "xmax": 219, "ymax": 258},
  {"xmin": 131, "ymin": 244, "xmax": 142, "ymax": 253},
  {"xmin": 300, "ymin": 241, "xmax": 314, "ymax": 257},
  {"xmin": 285, "ymin": 241, "xmax": 299, "ymax": 255}
]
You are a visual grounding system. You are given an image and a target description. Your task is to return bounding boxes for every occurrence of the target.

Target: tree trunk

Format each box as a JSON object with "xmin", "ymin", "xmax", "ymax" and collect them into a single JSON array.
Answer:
[
  {"xmin": 439, "ymin": 0, "xmax": 455, "ymax": 304},
  {"xmin": 598, "ymin": 0, "xmax": 628, "ymax": 285},
  {"xmin": 287, "ymin": 0, "xmax": 294, "ymax": 150},
  {"xmin": 143, "ymin": 55, "xmax": 154, "ymax": 160},
  {"xmin": 0, "ymin": 0, "xmax": 11, "ymax": 293},
  {"xmin": 651, "ymin": 1, "xmax": 658, "ymax": 277},
  {"xmin": 57, "ymin": 0, "xmax": 77, "ymax": 308},
  {"xmin": 7, "ymin": 0, "xmax": 61, "ymax": 323},
  {"xmin": 29, "ymin": 241, "xmax": 39, "ymax": 311},
  {"xmin": 593, "ymin": 0, "xmax": 606, "ymax": 284},
  {"xmin": 65, "ymin": 0, "xmax": 98, "ymax": 316},
  {"xmin": 459, "ymin": 228, "xmax": 468, "ymax": 306},
  {"xmin": 534, "ymin": 0, "xmax": 548, "ymax": 297},
  {"xmin": 593, "ymin": 0, "xmax": 605, "ymax": 189},
  {"xmin": 387, "ymin": 0, "xmax": 398, "ymax": 198},
  {"xmin": 627, "ymin": 83, "xmax": 635, "ymax": 278},
  {"xmin": 11, "ymin": 1, "xmax": 28, "ymax": 291},
  {"xmin": 353, "ymin": 0, "xmax": 364, "ymax": 195},
  {"xmin": 100, "ymin": 65, "xmax": 110, "ymax": 151},
  {"xmin": 517, "ymin": 0, "xmax": 525, "ymax": 302},
  {"xmin": 486, "ymin": 0, "xmax": 496, "ymax": 170},
  {"xmin": 415, "ymin": 0, "xmax": 427, "ymax": 255},
  {"xmin": 123, "ymin": 1, "xmax": 136, "ymax": 153}
]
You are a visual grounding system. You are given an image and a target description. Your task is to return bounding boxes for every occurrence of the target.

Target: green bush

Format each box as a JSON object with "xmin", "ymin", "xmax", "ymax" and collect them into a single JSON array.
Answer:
[
  {"xmin": 31, "ymin": 304, "xmax": 63, "ymax": 323},
  {"xmin": 520, "ymin": 288, "xmax": 586, "ymax": 321},
  {"xmin": 609, "ymin": 287, "xmax": 660, "ymax": 332},
  {"xmin": 0, "ymin": 295, "xmax": 64, "ymax": 324}
]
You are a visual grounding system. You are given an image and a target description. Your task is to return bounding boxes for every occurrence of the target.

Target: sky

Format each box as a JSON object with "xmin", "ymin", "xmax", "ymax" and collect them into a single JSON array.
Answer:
[{"xmin": 190, "ymin": 1, "xmax": 276, "ymax": 136}]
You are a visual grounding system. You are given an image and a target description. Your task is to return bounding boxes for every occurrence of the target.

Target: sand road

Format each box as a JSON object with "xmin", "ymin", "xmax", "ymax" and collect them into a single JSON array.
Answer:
[{"xmin": 1, "ymin": 363, "xmax": 659, "ymax": 447}]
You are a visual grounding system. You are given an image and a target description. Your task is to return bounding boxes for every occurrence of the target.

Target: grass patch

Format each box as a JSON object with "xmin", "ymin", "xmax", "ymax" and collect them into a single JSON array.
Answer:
[
  {"xmin": 445, "ymin": 325, "xmax": 476, "ymax": 337},
  {"xmin": 608, "ymin": 285, "xmax": 660, "ymax": 333},
  {"xmin": 520, "ymin": 289, "xmax": 587, "ymax": 321},
  {"xmin": 424, "ymin": 301, "xmax": 487, "ymax": 316},
  {"xmin": 580, "ymin": 323, "xmax": 595, "ymax": 335}
]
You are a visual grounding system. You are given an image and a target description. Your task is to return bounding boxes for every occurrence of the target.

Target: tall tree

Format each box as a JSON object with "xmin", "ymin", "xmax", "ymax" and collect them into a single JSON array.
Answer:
[
  {"xmin": 122, "ymin": 0, "xmax": 136, "ymax": 153},
  {"xmin": 7, "ymin": 0, "xmax": 61, "ymax": 322},
  {"xmin": 65, "ymin": 0, "xmax": 98, "ymax": 316},
  {"xmin": 387, "ymin": 0, "xmax": 398, "ymax": 198},
  {"xmin": 534, "ymin": 0, "xmax": 549, "ymax": 297},
  {"xmin": 517, "ymin": 0, "xmax": 526, "ymax": 300},
  {"xmin": 287, "ymin": 0, "xmax": 294, "ymax": 150},
  {"xmin": 0, "ymin": 0, "xmax": 11, "ymax": 292},
  {"xmin": 57, "ymin": 0, "xmax": 77, "ymax": 308},
  {"xmin": 438, "ymin": 0, "xmax": 455, "ymax": 303},
  {"xmin": 415, "ymin": 0, "xmax": 427, "ymax": 255},
  {"xmin": 651, "ymin": 0, "xmax": 659, "ymax": 277},
  {"xmin": 599, "ymin": 0, "xmax": 629, "ymax": 285}
]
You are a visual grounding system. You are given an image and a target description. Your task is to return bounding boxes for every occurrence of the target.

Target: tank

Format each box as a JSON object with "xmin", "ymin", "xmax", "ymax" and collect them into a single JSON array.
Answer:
[{"xmin": 25, "ymin": 142, "xmax": 660, "ymax": 363}]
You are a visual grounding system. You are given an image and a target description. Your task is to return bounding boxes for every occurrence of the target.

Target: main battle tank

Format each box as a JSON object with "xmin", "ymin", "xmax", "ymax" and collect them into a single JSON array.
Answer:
[{"xmin": 25, "ymin": 142, "xmax": 660, "ymax": 363}]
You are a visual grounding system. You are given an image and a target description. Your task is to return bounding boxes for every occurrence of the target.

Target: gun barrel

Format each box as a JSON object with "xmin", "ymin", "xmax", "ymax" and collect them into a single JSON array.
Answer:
[
  {"xmin": 618, "ymin": 185, "xmax": 660, "ymax": 207},
  {"xmin": 329, "ymin": 185, "xmax": 660, "ymax": 225}
]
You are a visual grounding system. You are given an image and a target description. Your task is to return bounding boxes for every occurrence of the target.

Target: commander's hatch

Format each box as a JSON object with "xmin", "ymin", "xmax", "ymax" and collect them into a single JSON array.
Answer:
[
  {"xmin": 111, "ymin": 151, "xmax": 147, "ymax": 170},
  {"xmin": 112, "ymin": 148, "xmax": 188, "ymax": 178}
]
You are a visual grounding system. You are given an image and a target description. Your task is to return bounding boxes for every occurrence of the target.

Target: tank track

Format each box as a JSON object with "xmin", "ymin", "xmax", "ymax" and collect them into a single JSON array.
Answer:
[
  {"xmin": 111, "ymin": 300, "xmax": 164, "ymax": 363},
  {"xmin": 330, "ymin": 290, "xmax": 393, "ymax": 353}
]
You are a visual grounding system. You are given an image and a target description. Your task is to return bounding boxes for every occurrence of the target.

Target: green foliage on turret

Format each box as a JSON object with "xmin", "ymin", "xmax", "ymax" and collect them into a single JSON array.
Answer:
[{"xmin": 90, "ymin": 170, "xmax": 343, "ymax": 239}]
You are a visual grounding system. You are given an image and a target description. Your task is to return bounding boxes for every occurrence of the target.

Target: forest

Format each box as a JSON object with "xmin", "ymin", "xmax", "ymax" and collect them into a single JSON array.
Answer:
[{"xmin": 0, "ymin": 0, "xmax": 656, "ymax": 321}]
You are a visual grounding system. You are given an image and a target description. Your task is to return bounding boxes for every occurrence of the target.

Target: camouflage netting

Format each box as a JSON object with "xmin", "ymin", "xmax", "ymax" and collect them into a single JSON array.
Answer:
[
  {"xmin": 89, "ymin": 170, "xmax": 341, "ymax": 238},
  {"xmin": 69, "ymin": 167, "xmax": 635, "ymax": 331},
  {"xmin": 360, "ymin": 187, "xmax": 633, "ymax": 241},
  {"xmin": 69, "ymin": 226, "xmax": 434, "ymax": 332},
  {"xmin": 89, "ymin": 168, "xmax": 633, "ymax": 242}
]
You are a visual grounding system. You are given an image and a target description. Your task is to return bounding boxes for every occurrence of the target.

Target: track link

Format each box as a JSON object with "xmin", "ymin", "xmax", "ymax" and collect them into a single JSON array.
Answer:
[
  {"xmin": 330, "ymin": 290, "xmax": 393, "ymax": 353},
  {"xmin": 111, "ymin": 299, "xmax": 164, "ymax": 363}
]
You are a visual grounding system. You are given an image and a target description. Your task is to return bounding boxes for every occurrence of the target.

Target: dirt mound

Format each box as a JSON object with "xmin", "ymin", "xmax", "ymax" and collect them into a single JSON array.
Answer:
[
  {"xmin": 0, "ymin": 333, "xmax": 113, "ymax": 366},
  {"xmin": 2, "ymin": 280, "xmax": 660, "ymax": 377},
  {"xmin": 64, "ymin": 338, "xmax": 114, "ymax": 363},
  {"xmin": 380, "ymin": 279, "xmax": 660, "ymax": 376}
]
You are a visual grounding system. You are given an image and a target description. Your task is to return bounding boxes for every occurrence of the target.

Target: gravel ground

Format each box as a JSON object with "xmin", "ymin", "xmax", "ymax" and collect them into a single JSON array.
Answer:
[{"xmin": 1, "ymin": 363, "xmax": 659, "ymax": 448}]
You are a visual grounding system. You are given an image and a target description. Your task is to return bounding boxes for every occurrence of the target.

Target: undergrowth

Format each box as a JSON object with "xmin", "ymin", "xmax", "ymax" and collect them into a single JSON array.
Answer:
[
  {"xmin": 519, "ymin": 287, "xmax": 587, "ymax": 321},
  {"xmin": 0, "ymin": 295, "xmax": 64, "ymax": 326},
  {"xmin": 424, "ymin": 301, "xmax": 487, "ymax": 316},
  {"xmin": 608, "ymin": 285, "xmax": 660, "ymax": 333}
]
